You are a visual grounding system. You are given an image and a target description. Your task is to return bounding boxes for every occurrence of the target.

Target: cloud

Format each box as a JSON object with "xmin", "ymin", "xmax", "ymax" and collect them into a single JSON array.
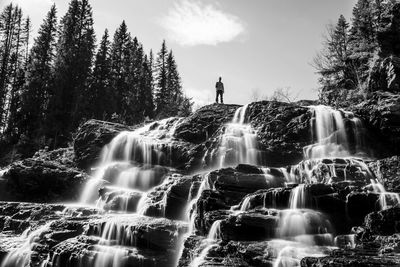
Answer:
[{"xmin": 160, "ymin": 0, "xmax": 245, "ymax": 46}]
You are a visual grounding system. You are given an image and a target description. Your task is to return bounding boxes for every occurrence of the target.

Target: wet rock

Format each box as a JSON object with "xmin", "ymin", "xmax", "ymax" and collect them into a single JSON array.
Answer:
[
  {"xmin": 179, "ymin": 237, "xmax": 334, "ymax": 267},
  {"xmin": 99, "ymin": 188, "xmax": 144, "ymax": 212},
  {"xmin": 346, "ymin": 192, "xmax": 380, "ymax": 227},
  {"xmin": 139, "ymin": 174, "xmax": 199, "ymax": 220},
  {"xmin": 175, "ymin": 104, "xmax": 240, "ymax": 144},
  {"xmin": 1, "ymin": 157, "xmax": 88, "ymax": 202},
  {"xmin": 247, "ymin": 101, "xmax": 313, "ymax": 166},
  {"xmin": 236, "ymin": 188, "xmax": 292, "ymax": 210},
  {"xmin": 221, "ymin": 209, "xmax": 279, "ymax": 241},
  {"xmin": 178, "ymin": 235, "xmax": 204, "ymax": 267},
  {"xmin": 368, "ymin": 156, "xmax": 400, "ymax": 192},
  {"xmin": 352, "ymin": 91, "xmax": 400, "ymax": 156},
  {"xmin": 49, "ymin": 235, "xmax": 172, "ymax": 267},
  {"xmin": 301, "ymin": 250, "xmax": 400, "ymax": 267},
  {"xmin": 289, "ymin": 158, "xmax": 372, "ymax": 184},
  {"xmin": 0, "ymin": 202, "xmax": 96, "ymax": 234},
  {"xmin": 73, "ymin": 119, "xmax": 133, "ymax": 170},
  {"xmin": 86, "ymin": 214, "xmax": 188, "ymax": 251},
  {"xmin": 301, "ymin": 253, "xmax": 400, "ymax": 267},
  {"xmin": 236, "ymin": 164, "xmax": 265, "ymax": 174},
  {"xmin": 364, "ymin": 206, "xmax": 400, "ymax": 236},
  {"xmin": 208, "ymin": 166, "xmax": 286, "ymax": 202}
]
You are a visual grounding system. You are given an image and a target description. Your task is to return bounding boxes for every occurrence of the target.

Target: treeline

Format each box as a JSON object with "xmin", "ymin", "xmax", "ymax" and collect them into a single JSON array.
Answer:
[
  {"xmin": 0, "ymin": 0, "xmax": 192, "ymax": 152},
  {"xmin": 314, "ymin": 0, "xmax": 399, "ymax": 105}
]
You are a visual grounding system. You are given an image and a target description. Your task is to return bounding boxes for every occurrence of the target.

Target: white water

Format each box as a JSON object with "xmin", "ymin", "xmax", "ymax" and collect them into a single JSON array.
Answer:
[
  {"xmin": 80, "ymin": 117, "xmax": 182, "ymax": 206},
  {"xmin": 370, "ymin": 179, "xmax": 400, "ymax": 210},
  {"xmin": 304, "ymin": 105, "xmax": 365, "ymax": 159},
  {"xmin": 189, "ymin": 220, "xmax": 223, "ymax": 267},
  {"xmin": 208, "ymin": 104, "xmax": 260, "ymax": 168},
  {"xmin": 289, "ymin": 184, "xmax": 307, "ymax": 209},
  {"xmin": 1, "ymin": 222, "xmax": 53, "ymax": 267},
  {"xmin": 4, "ymin": 104, "xmax": 397, "ymax": 267}
]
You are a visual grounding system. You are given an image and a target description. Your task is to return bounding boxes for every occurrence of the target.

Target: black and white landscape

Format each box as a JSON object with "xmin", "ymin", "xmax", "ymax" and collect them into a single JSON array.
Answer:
[{"xmin": 0, "ymin": 0, "xmax": 400, "ymax": 267}]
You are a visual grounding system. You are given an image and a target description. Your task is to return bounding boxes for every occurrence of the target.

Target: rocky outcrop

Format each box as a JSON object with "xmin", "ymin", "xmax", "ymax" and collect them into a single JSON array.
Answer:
[
  {"xmin": 129, "ymin": 174, "xmax": 198, "ymax": 220},
  {"xmin": 73, "ymin": 120, "xmax": 133, "ymax": 170},
  {"xmin": 368, "ymin": 156, "xmax": 400, "ymax": 192},
  {"xmin": 352, "ymin": 91, "xmax": 400, "ymax": 156},
  {"xmin": 302, "ymin": 252, "xmax": 400, "ymax": 267},
  {"xmin": 247, "ymin": 101, "xmax": 313, "ymax": 166},
  {"xmin": 0, "ymin": 157, "xmax": 88, "ymax": 203},
  {"xmin": 71, "ymin": 100, "xmax": 400, "ymax": 172},
  {"xmin": 363, "ymin": 206, "xmax": 400, "ymax": 236},
  {"xmin": 368, "ymin": 2, "xmax": 400, "ymax": 93},
  {"xmin": 175, "ymin": 104, "xmax": 240, "ymax": 144},
  {"xmin": 0, "ymin": 202, "xmax": 187, "ymax": 267}
]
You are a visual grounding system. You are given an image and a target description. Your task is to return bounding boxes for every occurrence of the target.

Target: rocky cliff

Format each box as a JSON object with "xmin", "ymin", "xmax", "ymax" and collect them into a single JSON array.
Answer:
[{"xmin": 0, "ymin": 100, "xmax": 400, "ymax": 267}]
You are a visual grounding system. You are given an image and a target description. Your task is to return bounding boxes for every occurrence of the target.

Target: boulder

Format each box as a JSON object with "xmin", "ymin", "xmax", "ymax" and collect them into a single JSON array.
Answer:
[
  {"xmin": 174, "ymin": 104, "xmax": 240, "ymax": 144},
  {"xmin": 368, "ymin": 156, "xmax": 400, "ymax": 192},
  {"xmin": 221, "ymin": 209, "xmax": 279, "ymax": 241},
  {"xmin": 86, "ymin": 214, "xmax": 188, "ymax": 251},
  {"xmin": 247, "ymin": 101, "xmax": 313, "ymax": 166},
  {"xmin": 302, "ymin": 252, "xmax": 400, "ymax": 267},
  {"xmin": 49, "ymin": 235, "xmax": 171, "ymax": 267},
  {"xmin": 139, "ymin": 174, "xmax": 200, "ymax": 220},
  {"xmin": 1, "ymin": 158, "xmax": 88, "ymax": 203},
  {"xmin": 73, "ymin": 120, "xmax": 133, "ymax": 170},
  {"xmin": 208, "ymin": 166, "xmax": 286, "ymax": 202},
  {"xmin": 363, "ymin": 206, "xmax": 400, "ymax": 236},
  {"xmin": 352, "ymin": 91, "xmax": 400, "ymax": 156}
]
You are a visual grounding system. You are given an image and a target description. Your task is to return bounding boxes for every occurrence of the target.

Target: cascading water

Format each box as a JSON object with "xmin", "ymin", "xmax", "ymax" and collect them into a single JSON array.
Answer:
[
  {"xmin": 4, "ymin": 103, "xmax": 399, "ymax": 267},
  {"xmin": 370, "ymin": 179, "xmax": 400, "ymax": 210},
  {"xmin": 304, "ymin": 105, "xmax": 365, "ymax": 159},
  {"xmin": 63, "ymin": 117, "xmax": 186, "ymax": 267},
  {"xmin": 1, "ymin": 222, "xmax": 53, "ymax": 267},
  {"xmin": 80, "ymin": 117, "xmax": 182, "ymax": 206},
  {"xmin": 189, "ymin": 220, "xmax": 222, "ymax": 267},
  {"xmin": 207, "ymin": 104, "xmax": 260, "ymax": 168}
]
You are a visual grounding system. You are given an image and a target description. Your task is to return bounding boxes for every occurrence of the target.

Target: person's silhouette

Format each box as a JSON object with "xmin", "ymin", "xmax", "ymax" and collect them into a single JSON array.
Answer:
[{"xmin": 215, "ymin": 77, "xmax": 224, "ymax": 104}]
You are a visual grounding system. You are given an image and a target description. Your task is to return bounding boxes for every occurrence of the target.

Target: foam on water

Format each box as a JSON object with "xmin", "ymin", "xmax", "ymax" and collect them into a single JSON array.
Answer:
[{"xmin": 1, "ymin": 222, "xmax": 53, "ymax": 267}]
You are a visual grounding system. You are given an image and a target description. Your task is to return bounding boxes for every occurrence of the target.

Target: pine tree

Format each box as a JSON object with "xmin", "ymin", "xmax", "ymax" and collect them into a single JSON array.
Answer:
[
  {"xmin": 165, "ymin": 51, "xmax": 192, "ymax": 116},
  {"xmin": 109, "ymin": 21, "xmax": 131, "ymax": 121},
  {"xmin": 5, "ymin": 15, "xmax": 32, "ymax": 140},
  {"xmin": 165, "ymin": 51, "xmax": 181, "ymax": 116},
  {"xmin": 18, "ymin": 5, "xmax": 57, "ymax": 141},
  {"xmin": 0, "ymin": 4, "xmax": 27, "ymax": 134},
  {"xmin": 0, "ymin": 4, "xmax": 15, "ymax": 131},
  {"xmin": 314, "ymin": 15, "xmax": 357, "ymax": 91},
  {"xmin": 88, "ymin": 29, "xmax": 112, "ymax": 120},
  {"xmin": 154, "ymin": 40, "xmax": 168, "ymax": 117},
  {"xmin": 46, "ymin": 0, "xmax": 95, "ymax": 146},
  {"xmin": 123, "ymin": 37, "xmax": 141, "ymax": 124},
  {"xmin": 137, "ymin": 55, "xmax": 154, "ymax": 121}
]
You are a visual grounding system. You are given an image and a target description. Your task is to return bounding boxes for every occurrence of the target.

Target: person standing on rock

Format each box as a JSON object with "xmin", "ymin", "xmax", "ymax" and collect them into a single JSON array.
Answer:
[{"xmin": 215, "ymin": 77, "xmax": 224, "ymax": 104}]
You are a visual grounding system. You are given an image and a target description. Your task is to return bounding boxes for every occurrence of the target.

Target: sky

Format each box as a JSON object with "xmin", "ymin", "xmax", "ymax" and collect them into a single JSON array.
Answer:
[{"xmin": 1, "ymin": 0, "xmax": 357, "ymax": 107}]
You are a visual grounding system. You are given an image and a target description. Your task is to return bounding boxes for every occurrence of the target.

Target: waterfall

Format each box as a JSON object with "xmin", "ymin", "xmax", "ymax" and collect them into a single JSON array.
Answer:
[
  {"xmin": 189, "ymin": 220, "xmax": 222, "ymax": 267},
  {"xmin": 1, "ymin": 222, "xmax": 53, "ymax": 267},
  {"xmin": 207, "ymin": 220, "xmax": 222, "ymax": 240},
  {"xmin": 210, "ymin": 104, "xmax": 260, "ymax": 168},
  {"xmin": 289, "ymin": 184, "xmax": 307, "ymax": 209},
  {"xmin": 186, "ymin": 174, "xmax": 214, "ymax": 234},
  {"xmin": 304, "ymin": 105, "xmax": 365, "ymax": 159},
  {"xmin": 5, "ymin": 101, "xmax": 399, "ymax": 267},
  {"xmin": 80, "ymin": 117, "xmax": 182, "ymax": 206},
  {"xmin": 370, "ymin": 179, "xmax": 400, "ymax": 210}
]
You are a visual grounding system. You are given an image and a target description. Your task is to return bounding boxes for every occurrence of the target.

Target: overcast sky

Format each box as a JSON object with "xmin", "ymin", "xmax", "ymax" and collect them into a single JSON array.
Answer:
[{"xmin": 2, "ymin": 0, "xmax": 357, "ymax": 106}]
